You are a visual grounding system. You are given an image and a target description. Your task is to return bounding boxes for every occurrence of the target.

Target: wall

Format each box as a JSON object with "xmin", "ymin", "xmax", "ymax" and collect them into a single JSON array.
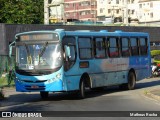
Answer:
[{"xmin": 1, "ymin": 23, "xmax": 160, "ymax": 55}]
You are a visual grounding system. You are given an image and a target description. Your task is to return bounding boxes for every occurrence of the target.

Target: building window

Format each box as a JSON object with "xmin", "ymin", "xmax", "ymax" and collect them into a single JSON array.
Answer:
[
  {"xmin": 116, "ymin": 9, "xmax": 119, "ymax": 14},
  {"xmin": 131, "ymin": 0, "xmax": 134, "ymax": 3},
  {"xmin": 150, "ymin": 2, "xmax": 153, "ymax": 8},
  {"xmin": 100, "ymin": 8, "xmax": 104, "ymax": 13},
  {"xmin": 150, "ymin": 12, "xmax": 153, "ymax": 18},
  {"xmin": 108, "ymin": 9, "xmax": 111, "ymax": 14},
  {"xmin": 131, "ymin": 10, "xmax": 134, "ymax": 14},
  {"xmin": 139, "ymin": 4, "xmax": 142, "ymax": 8},
  {"xmin": 116, "ymin": 0, "xmax": 119, "ymax": 4},
  {"xmin": 65, "ymin": 3, "xmax": 70, "ymax": 8}
]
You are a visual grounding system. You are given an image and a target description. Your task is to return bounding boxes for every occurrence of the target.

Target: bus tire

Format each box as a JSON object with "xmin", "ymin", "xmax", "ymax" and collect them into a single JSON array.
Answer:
[
  {"xmin": 127, "ymin": 71, "xmax": 136, "ymax": 90},
  {"xmin": 40, "ymin": 91, "xmax": 49, "ymax": 99},
  {"xmin": 79, "ymin": 79, "xmax": 86, "ymax": 99}
]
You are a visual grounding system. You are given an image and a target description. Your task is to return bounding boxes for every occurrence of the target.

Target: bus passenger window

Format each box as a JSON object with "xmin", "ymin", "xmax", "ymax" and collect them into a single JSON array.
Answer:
[
  {"xmin": 108, "ymin": 38, "xmax": 119, "ymax": 57},
  {"xmin": 95, "ymin": 38, "xmax": 106, "ymax": 58},
  {"xmin": 78, "ymin": 38, "xmax": 92, "ymax": 59},
  {"xmin": 130, "ymin": 38, "xmax": 139, "ymax": 56},
  {"xmin": 121, "ymin": 38, "xmax": 130, "ymax": 57},
  {"xmin": 139, "ymin": 38, "xmax": 148, "ymax": 55}
]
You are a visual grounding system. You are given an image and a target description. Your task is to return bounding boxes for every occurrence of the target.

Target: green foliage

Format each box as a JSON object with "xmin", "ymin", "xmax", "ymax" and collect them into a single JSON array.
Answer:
[
  {"xmin": 151, "ymin": 50, "xmax": 160, "ymax": 64},
  {"xmin": 151, "ymin": 50, "xmax": 160, "ymax": 56},
  {"xmin": 0, "ymin": 0, "xmax": 44, "ymax": 24}
]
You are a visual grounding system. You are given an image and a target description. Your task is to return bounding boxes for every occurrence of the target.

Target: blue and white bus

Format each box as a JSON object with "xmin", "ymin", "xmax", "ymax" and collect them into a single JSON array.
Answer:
[{"xmin": 9, "ymin": 29, "xmax": 151, "ymax": 99}]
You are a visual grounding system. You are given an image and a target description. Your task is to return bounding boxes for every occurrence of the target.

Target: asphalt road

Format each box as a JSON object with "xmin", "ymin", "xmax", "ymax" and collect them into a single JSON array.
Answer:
[{"xmin": 1, "ymin": 77, "xmax": 160, "ymax": 120}]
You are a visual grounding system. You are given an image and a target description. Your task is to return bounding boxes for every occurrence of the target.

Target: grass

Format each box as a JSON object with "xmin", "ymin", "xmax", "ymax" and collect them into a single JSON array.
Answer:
[{"xmin": 0, "ymin": 76, "xmax": 15, "ymax": 88}]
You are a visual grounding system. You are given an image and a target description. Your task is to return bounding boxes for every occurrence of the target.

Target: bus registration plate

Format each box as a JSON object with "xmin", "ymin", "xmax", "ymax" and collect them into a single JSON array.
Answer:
[{"xmin": 31, "ymin": 85, "xmax": 39, "ymax": 88}]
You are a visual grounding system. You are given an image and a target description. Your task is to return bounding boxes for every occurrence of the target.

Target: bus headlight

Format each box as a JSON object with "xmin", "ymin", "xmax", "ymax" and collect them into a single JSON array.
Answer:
[
  {"xmin": 56, "ymin": 73, "xmax": 61, "ymax": 79},
  {"xmin": 48, "ymin": 73, "xmax": 61, "ymax": 83},
  {"xmin": 48, "ymin": 78, "xmax": 55, "ymax": 83},
  {"xmin": 15, "ymin": 77, "xmax": 24, "ymax": 83}
]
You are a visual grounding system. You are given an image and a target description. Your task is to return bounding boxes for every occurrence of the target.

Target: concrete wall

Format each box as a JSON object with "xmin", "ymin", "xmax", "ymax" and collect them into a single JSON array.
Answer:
[{"xmin": 1, "ymin": 23, "xmax": 160, "ymax": 55}]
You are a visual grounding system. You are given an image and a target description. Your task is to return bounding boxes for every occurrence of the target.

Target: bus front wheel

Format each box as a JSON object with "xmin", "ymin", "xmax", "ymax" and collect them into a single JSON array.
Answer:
[
  {"xmin": 40, "ymin": 91, "xmax": 49, "ymax": 99},
  {"xmin": 79, "ymin": 80, "xmax": 86, "ymax": 99},
  {"xmin": 127, "ymin": 71, "xmax": 136, "ymax": 90}
]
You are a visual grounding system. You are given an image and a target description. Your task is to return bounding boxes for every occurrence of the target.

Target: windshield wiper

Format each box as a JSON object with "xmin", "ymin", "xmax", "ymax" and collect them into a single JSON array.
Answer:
[
  {"xmin": 39, "ymin": 42, "xmax": 48, "ymax": 57},
  {"xmin": 24, "ymin": 43, "xmax": 32, "ymax": 64}
]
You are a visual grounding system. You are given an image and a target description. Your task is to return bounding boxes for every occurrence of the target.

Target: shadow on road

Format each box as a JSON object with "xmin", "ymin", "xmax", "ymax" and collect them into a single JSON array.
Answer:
[
  {"xmin": 136, "ymin": 78, "xmax": 160, "ymax": 89},
  {"xmin": 1, "ymin": 78, "xmax": 160, "ymax": 111}
]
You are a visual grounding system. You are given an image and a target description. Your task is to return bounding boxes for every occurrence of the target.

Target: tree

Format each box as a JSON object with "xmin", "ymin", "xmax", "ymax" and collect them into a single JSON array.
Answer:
[{"xmin": 0, "ymin": 0, "xmax": 44, "ymax": 24}]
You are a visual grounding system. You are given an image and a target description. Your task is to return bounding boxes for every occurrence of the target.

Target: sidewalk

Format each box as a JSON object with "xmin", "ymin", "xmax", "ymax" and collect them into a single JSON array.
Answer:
[{"xmin": 144, "ymin": 88, "xmax": 160, "ymax": 102}]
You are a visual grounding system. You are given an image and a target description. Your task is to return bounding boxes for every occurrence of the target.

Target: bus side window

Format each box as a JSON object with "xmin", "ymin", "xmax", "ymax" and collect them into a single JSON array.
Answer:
[
  {"xmin": 78, "ymin": 37, "xmax": 92, "ymax": 59},
  {"xmin": 62, "ymin": 36, "xmax": 76, "ymax": 71},
  {"xmin": 121, "ymin": 37, "xmax": 130, "ymax": 57},
  {"xmin": 94, "ymin": 38, "xmax": 106, "ymax": 58},
  {"xmin": 130, "ymin": 38, "xmax": 139, "ymax": 56},
  {"xmin": 108, "ymin": 37, "xmax": 119, "ymax": 58},
  {"xmin": 139, "ymin": 38, "xmax": 148, "ymax": 55}
]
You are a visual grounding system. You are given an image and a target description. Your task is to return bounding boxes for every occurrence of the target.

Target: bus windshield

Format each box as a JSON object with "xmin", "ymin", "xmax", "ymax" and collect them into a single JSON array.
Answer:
[{"xmin": 16, "ymin": 43, "xmax": 62, "ymax": 70}]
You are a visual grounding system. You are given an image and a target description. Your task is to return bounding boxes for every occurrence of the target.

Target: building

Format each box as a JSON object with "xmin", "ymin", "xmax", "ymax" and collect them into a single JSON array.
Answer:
[
  {"xmin": 46, "ymin": 0, "xmax": 160, "ymax": 25},
  {"xmin": 97, "ymin": 0, "xmax": 139, "ymax": 24},
  {"xmin": 64, "ymin": 0, "xmax": 97, "ymax": 22},
  {"xmin": 138, "ymin": 0, "xmax": 160, "ymax": 24},
  {"xmin": 48, "ymin": 0, "xmax": 64, "ymax": 23}
]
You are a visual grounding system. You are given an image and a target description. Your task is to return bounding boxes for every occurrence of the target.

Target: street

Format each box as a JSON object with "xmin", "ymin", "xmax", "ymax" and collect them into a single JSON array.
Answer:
[{"xmin": 0, "ymin": 77, "xmax": 160, "ymax": 120}]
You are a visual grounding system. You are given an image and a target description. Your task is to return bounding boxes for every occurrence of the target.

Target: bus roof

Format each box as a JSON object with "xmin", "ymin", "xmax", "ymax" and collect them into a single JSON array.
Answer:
[
  {"xmin": 15, "ymin": 29, "xmax": 149, "ymax": 38},
  {"xmin": 64, "ymin": 30, "xmax": 149, "ymax": 37}
]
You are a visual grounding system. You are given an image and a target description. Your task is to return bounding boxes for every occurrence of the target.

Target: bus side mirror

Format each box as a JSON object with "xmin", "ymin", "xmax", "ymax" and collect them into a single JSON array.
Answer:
[
  {"xmin": 9, "ymin": 42, "xmax": 15, "ymax": 58},
  {"xmin": 64, "ymin": 45, "xmax": 71, "ymax": 60}
]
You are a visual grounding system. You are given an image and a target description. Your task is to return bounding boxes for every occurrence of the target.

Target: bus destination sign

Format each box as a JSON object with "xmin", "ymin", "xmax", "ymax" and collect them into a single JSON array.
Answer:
[{"xmin": 19, "ymin": 33, "xmax": 59, "ymax": 41}]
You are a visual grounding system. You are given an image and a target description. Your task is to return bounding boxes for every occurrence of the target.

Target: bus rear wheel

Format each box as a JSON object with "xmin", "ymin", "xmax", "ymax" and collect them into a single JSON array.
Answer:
[
  {"xmin": 127, "ymin": 71, "xmax": 136, "ymax": 90},
  {"xmin": 119, "ymin": 71, "xmax": 136, "ymax": 90},
  {"xmin": 40, "ymin": 91, "xmax": 49, "ymax": 99}
]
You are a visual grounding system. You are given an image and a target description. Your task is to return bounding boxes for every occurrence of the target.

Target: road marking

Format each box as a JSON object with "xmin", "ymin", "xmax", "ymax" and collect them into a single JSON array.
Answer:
[{"xmin": 0, "ymin": 103, "xmax": 30, "ymax": 110}]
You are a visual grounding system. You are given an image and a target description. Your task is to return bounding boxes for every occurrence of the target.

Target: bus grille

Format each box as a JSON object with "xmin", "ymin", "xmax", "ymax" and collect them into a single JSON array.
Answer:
[{"xmin": 23, "ymin": 80, "xmax": 47, "ymax": 83}]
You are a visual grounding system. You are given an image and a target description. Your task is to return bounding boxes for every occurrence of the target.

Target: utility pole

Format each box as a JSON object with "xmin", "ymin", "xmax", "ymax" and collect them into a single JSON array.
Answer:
[
  {"xmin": 123, "ymin": 0, "xmax": 128, "ymax": 26},
  {"xmin": 44, "ymin": 0, "xmax": 49, "ymax": 24}
]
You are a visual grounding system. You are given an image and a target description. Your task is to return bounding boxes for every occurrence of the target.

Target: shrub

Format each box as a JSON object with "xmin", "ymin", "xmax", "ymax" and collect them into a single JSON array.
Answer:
[{"xmin": 0, "ymin": 88, "xmax": 4, "ymax": 99}]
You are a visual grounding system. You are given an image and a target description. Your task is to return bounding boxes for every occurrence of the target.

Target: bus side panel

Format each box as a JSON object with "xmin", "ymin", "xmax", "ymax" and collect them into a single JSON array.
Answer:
[
  {"xmin": 65, "ymin": 76, "xmax": 81, "ymax": 91},
  {"xmin": 129, "ymin": 56, "xmax": 151, "ymax": 81}
]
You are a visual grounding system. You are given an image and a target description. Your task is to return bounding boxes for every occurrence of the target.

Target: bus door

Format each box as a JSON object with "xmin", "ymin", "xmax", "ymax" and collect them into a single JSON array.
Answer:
[{"xmin": 62, "ymin": 36, "xmax": 78, "ymax": 90}]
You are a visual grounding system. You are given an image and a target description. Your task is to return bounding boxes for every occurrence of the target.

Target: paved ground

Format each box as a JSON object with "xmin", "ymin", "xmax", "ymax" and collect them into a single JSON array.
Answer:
[{"xmin": 0, "ymin": 77, "xmax": 160, "ymax": 109}]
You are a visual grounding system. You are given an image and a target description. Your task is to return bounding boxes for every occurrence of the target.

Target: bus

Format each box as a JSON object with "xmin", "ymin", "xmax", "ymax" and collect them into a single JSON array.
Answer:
[{"xmin": 9, "ymin": 29, "xmax": 151, "ymax": 99}]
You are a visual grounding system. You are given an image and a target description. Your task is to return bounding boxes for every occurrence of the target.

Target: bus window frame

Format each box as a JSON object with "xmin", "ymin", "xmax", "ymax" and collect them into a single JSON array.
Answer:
[
  {"xmin": 93, "ymin": 37, "xmax": 107, "ymax": 59},
  {"xmin": 120, "ymin": 37, "xmax": 131, "ymax": 57},
  {"xmin": 78, "ymin": 37, "xmax": 93, "ymax": 60},
  {"xmin": 139, "ymin": 37, "xmax": 148, "ymax": 56},
  {"xmin": 130, "ymin": 37, "xmax": 139, "ymax": 56},
  {"xmin": 107, "ymin": 37, "xmax": 120, "ymax": 58}
]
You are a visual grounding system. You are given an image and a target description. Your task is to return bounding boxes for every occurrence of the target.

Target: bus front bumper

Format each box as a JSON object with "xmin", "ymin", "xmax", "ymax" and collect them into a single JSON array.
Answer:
[{"xmin": 15, "ymin": 79, "xmax": 63, "ymax": 92}]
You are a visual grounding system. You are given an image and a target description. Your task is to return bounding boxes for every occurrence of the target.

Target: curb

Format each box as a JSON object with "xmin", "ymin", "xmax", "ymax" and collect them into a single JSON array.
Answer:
[{"xmin": 144, "ymin": 90, "xmax": 160, "ymax": 102}]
